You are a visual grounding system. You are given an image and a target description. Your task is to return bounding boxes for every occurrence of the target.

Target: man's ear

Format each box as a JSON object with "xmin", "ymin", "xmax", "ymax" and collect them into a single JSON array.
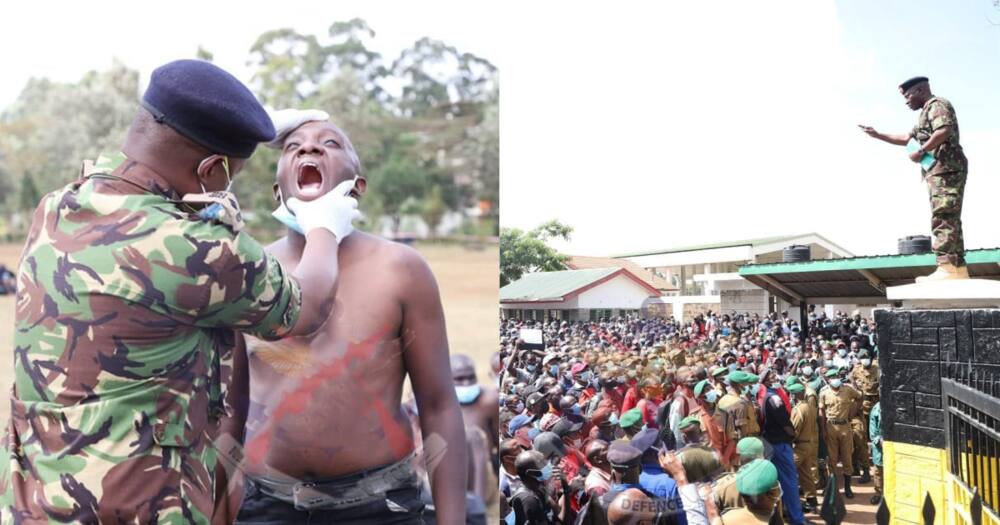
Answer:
[{"xmin": 196, "ymin": 154, "xmax": 226, "ymax": 183}]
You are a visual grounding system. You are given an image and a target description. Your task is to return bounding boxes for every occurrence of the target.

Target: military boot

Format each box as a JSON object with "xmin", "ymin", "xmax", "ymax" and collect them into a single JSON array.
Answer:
[
  {"xmin": 859, "ymin": 468, "xmax": 871, "ymax": 484},
  {"xmin": 916, "ymin": 263, "xmax": 970, "ymax": 282},
  {"xmin": 802, "ymin": 496, "xmax": 818, "ymax": 513},
  {"xmin": 843, "ymin": 474, "xmax": 854, "ymax": 498}
]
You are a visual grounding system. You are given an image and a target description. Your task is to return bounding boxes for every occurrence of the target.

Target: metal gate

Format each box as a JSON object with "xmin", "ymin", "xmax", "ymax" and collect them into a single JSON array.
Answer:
[{"xmin": 941, "ymin": 363, "xmax": 1000, "ymax": 524}]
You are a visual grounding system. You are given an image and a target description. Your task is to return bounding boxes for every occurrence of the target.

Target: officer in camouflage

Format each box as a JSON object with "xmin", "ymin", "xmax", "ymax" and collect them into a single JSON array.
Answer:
[
  {"xmin": 860, "ymin": 76, "xmax": 969, "ymax": 281},
  {"xmin": 0, "ymin": 60, "xmax": 360, "ymax": 524}
]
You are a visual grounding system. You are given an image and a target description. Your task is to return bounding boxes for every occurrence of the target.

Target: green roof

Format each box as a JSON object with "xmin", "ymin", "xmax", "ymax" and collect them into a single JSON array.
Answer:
[
  {"xmin": 500, "ymin": 268, "xmax": 620, "ymax": 302},
  {"xmin": 739, "ymin": 248, "xmax": 1000, "ymax": 276},
  {"xmin": 614, "ymin": 233, "xmax": 821, "ymax": 258}
]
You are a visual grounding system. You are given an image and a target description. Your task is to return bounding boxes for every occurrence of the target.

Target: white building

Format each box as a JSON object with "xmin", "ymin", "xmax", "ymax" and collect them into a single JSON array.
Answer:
[
  {"xmin": 614, "ymin": 233, "xmax": 854, "ymax": 320},
  {"xmin": 500, "ymin": 267, "xmax": 660, "ymax": 322}
]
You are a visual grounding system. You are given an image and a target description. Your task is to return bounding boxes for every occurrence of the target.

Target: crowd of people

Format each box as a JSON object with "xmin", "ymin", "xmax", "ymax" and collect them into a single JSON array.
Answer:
[
  {"xmin": 0, "ymin": 264, "xmax": 14, "ymax": 295},
  {"xmin": 497, "ymin": 310, "xmax": 883, "ymax": 525}
]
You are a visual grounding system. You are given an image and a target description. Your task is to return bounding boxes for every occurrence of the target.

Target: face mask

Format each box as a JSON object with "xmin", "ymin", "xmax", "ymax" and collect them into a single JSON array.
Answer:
[
  {"xmin": 824, "ymin": 360, "xmax": 833, "ymax": 367},
  {"xmin": 568, "ymin": 405, "xmax": 582, "ymax": 416},
  {"xmin": 838, "ymin": 349, "xmax": 847, "ymax": 357},
  {"xmin": 861, "ymin": 359, "xmax": 871, "ymax": 368},
  {"xmin": 728, "ymin": 363, "xmax": 738, "ymax": 373},
  {"xmin": 608, "ymin": 413, "xmax": 619, "ymax": 426},
  {"xmin": 550, "ymin": 365, "xmax": 559, "ymax": 377},
  {"xmin": 802, "ymin": 366, "xmax": 813, "ymax": 377},
  {"xmin": 514, "ymin": 402, "xmax": 525, "ymax": 413},
  {"xmin": 455, "ymin": 384, "xmax": 482, "ymax": 405},
  {"xmin": 271, "ymin": 175, "xmax": 359, "ymax": 234},
  {"xmin": 535, "ymin": 462, "xmax": 554, "ymax": 482},
  {"xmin": 830, "ymin": 379, "xmax": 842, "ymax": 389},
  {"xmin": 526, "ymin": 364, "xmax": 537, "ymax": 373},
  {"xmin": 705, "ymin": 390, "xmax": 719, "ymax": 404},
  {"xmin": 579, "ymin": 371, "xmax": 593, "ymax": 382}
]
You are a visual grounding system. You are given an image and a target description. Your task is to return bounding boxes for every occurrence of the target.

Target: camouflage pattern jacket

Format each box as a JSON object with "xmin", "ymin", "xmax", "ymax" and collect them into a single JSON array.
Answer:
[
  {"xmin": 911, "ymin": 96, "xmax": 967, "ymax": 176},
  {"xmin": 0, "ymin": 153, "xmax": 301, "ymax": 524}
]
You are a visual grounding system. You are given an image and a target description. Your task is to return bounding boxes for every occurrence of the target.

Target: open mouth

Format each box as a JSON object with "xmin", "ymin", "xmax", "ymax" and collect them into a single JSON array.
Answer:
[{"xmin": 296, "ymin": 162, "xmax": 324, "ymax": 197}]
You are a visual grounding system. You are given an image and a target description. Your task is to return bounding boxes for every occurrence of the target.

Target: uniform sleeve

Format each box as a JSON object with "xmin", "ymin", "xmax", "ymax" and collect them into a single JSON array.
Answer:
[
  {"xmin": 131, "ymin": 220, "xmax": 302, "ymax": 340},
  {"xmin": 928, "ymin": 100, "xmax": 957, "ymax": 131}
]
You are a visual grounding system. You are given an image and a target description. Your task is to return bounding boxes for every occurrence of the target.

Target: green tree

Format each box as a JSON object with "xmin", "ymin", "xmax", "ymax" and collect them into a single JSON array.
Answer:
[
  {"xmin": 500, "ymin": 220, "xmax": 573, "ymax": 287},
  {"xmin": 18, "ymin": 173, "xmax": 41, "ymax": 212},
  {"xmin": 421, "ymin": 185, "xmax": 446, "ymax": 238},
  {"xmin": 196, "ymin": 46, "xmax": 214, "ymax": 62}
]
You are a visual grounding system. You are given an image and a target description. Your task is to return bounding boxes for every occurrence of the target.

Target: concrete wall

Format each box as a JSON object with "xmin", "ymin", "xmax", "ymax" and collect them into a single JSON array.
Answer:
[
  {"xmin": 875, "ymin": 308, "xmax": 1000, "ymax": 525},
  {"xmin": 657, "ymin": 295, "xmax": 721, "ymax": 322},
  {"xmin": 720, "ymin": 289, "xmax": 769, "ymax": 317}
]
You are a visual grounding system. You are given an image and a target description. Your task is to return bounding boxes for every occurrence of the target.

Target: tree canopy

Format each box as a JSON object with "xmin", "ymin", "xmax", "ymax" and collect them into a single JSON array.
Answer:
[
  {"xmin": 0, "ymin": 20, "xmax": 498, "ymax": 242},
  {"xmin": 499, "ymin": 220, "xmax": 574, "ymax": 287}
]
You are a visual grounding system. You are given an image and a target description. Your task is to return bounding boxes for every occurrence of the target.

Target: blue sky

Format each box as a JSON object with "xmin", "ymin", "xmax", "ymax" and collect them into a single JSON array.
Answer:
[{"xmin": 499, "ymin": 1, "xmax": 1000, "ymax": 258}]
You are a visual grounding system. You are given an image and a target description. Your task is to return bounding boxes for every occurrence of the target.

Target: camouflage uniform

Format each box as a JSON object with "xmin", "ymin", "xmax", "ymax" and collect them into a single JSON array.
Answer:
[
  {"xmin": 0, "ymin": 153, "xmax": 302, "ymax": 524},
  {"xmin": 912, "ymin": 96, "xmax": 968, "ymax": 266}
]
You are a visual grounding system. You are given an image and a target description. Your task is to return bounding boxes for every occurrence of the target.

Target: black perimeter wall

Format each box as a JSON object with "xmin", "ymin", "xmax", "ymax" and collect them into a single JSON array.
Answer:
[{"xmin": 874, "ymin": 308, "xmax": 1000, "ymax": 449}]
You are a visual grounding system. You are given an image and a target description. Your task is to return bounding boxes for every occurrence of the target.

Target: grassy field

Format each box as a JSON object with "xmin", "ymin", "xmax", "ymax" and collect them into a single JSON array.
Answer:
[{"xmin": 0, "ymin": 241, "xmax": 498, "ymax": 421}]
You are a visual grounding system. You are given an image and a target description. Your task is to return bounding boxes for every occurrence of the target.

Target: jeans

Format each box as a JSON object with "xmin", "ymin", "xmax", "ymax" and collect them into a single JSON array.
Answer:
[
  {"xmin": 236, "ymin": 477, "xmax": 425, "ymax": 525},
  {"xmin": 771, "ymin": 442, "xmax": 805, "ymax": 525}
]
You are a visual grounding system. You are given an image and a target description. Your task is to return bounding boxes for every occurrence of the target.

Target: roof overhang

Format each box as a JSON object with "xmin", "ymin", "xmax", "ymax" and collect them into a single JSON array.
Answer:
[{"xmin": 738, "ymin": 248, "xmax": 1000, "ymax": 305}]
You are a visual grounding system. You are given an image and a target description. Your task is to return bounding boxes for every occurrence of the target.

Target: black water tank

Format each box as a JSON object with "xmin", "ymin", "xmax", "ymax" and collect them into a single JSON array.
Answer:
[
  {"xmin": 783, "ymin": 245, "xmax": 811, "ymax": 263},
  {"xmin": 898, "ymin": 235, "xmax": 932, "ymax": 255}
]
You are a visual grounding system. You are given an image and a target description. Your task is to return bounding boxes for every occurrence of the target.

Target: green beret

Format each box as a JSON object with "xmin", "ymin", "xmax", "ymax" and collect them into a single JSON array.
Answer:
[
  {"xmin": 728, "ymin": 370, "xmax": 758, "ymax": 384},
  {"xmin": 694, "ymin": 379, "xmax": 710, "ymax": 398},
  {"xmin": 784, "ymin": 376, "xmax": 800, "ymax": 387},
  {"xmin": 712, "ymin": 367, "xmax": 729, "ymax": 378},
  {"xmin": 679, "ymin": 415, "xmax": 701, "ymax": 430},
  {"xmin": 809, "ymin": 378, "xmax": 824, "ymax": 391},
  {"xmin": 787, "ymin": 383, "xmax": 805, "ymax": 394},
  {"xmin": 825, "ymin": 368, "xmax": 840, "ymax": 378},
  {"xmin": 620, "ymin": 408, "xmax": 643, "ymax": 429},
  {"xmin": 736, "ymin": 459, "xmax": 779, "ymax": 496},
  {"xmin": 736, "ymin": 437, "xmax": 764, "ymax": 459}
]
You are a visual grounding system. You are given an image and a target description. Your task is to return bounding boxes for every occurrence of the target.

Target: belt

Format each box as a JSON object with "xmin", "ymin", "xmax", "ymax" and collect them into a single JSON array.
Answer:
[
  {"xmin": 826, "ymin": 418, "xmax": 849, "ymax": 425},
  {"xmin": 249, "ymin": 452, "xmax": 419, "ymax": 510}
]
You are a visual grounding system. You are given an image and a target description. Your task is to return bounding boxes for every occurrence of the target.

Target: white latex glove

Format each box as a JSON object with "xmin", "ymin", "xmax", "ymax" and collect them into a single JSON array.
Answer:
[
  {"xmin": 286, "ymin": 180, "xmax": 361, "ymax": 243},
  {"xmin": 266, "ymin": 108, "xmax": 330, "ymax": 150}
]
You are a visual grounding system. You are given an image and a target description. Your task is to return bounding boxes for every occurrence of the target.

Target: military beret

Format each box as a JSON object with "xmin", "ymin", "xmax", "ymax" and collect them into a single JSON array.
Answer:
[
  {"xmin": 630, "ymin": 427, "xmax": 660, "ymax": 453},
  {"xmin": 900, "ymin": 76, "xmax": 929, "ymax": 91},
  {"xmin": 142, "ymin": 59, "xmax": 275, "ymax": 158},
  {"xmin": 809, "ymin": 378, "xmax": 824, "ymax": 391},
  {"xmin": 736, "ymin": 437, "xmax": 764, "ymax": 459},
  {"xmin": 607, "ymin": 443, "xmax": 643, "ymax": 468},
  {"xmin": 712, "ymin": 367, "xmax": 729, "ymax": 378},
  {"xmin": 787, "ymin": 383, "xmax": 805, "ymax": 394},
  {"xmin": 619, "ymin": 408, "xmax": 643, "ymax": 429},
  {"xmin": 728, "ymin": 370, "xmax": 758, "ymax": 384},
  {"xmin": 679, "ymin": 415, "xmax": 701, "ymax": 430},
  {"xmin": 825, "ymin": 368, "xmax": 841, "ymax": 378},
  {"xmin": 784, "ymin": 376, "xmax": 800, "ymax": 387},
  {"xmin": 737, "ymin": 459, "xmax": 779, "ymax": 496},
  {"xmin": 694, "ymin": 379, "xmax": 711, "ymax": 398},
  {"xmin": 533, "ymin": 431, "xmax": 566, "ymax": 459}
]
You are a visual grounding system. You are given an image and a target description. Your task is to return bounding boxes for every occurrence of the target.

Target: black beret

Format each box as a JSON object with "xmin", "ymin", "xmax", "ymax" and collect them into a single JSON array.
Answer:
[
  {"xmin": 899, "ymin": 76, "xmax": 929, "ymax": 91},
  {"xmin": 142, "ymin": 59, "xmax": 275, "ymax": 158},
  {"xmin": 607, "ymin": 443, "xmax": 643, "ymax": 468},
  {"xmin": 551, "ymin": 417, "xmax": 583, "ymax": 438}
]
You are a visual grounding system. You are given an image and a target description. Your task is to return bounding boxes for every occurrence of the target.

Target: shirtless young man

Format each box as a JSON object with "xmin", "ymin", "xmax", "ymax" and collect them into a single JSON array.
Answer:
[{"xmin": 232, "ymin": 110, "xmax": 466, "ymax": 524}]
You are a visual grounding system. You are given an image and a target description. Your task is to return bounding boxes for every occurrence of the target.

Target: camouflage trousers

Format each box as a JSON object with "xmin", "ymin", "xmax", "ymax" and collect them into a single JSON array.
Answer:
[{"xmin": 925, "ymin": 170, "xmax": 967, "ymax": 266}]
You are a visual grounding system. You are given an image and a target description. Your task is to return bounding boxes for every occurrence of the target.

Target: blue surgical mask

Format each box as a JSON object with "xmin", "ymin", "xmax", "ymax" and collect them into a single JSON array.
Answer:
[
  {"xmin": 837, "ymin": 349, "xmax": 847, "ymax": 357},
  {"xmin": 455, "ymin": 384, "xmax": 482, "ymax": 405},
  {"xmin": 526, "ymin": 364, "xmax": 537, "ymax": 373},
  {"xmin": 608, "ymin": 413, "xmax": 619, "ymax": 426},
  {"xmin": 830, "ymin": 379, "xmax": 843, "ymax": 389},
  {"xmin": 550, "ymin": 365, "xmax": 559, "ymax": 377},
  {"xmin": 271, "ymin": 201, "xmax": 304, "ymax": 234},
  {"xmin": 568, "ymin": 405, "xmax": 582, "ymax": 416},
  {"xmin": 705, "ymin": 390, "xmax": 719, "ymax": 404},
  {"xmin": 536, "ymin": 462, "xmax": 554, "ymax": 482}
]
